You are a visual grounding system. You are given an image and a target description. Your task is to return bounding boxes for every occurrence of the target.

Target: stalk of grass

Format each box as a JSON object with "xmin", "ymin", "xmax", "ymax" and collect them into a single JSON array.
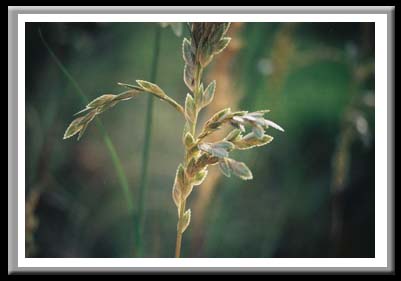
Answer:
[
  {"xmin": 134, "ymin": 25, "xmax": 161, "ymax": 257},
  {"xmin": 39, "ymin": 30, "xmax": 133, "ymax": 212},
  {"xmin": 63, "ymin": 23, "xmax": 284, "ymax": 258}
]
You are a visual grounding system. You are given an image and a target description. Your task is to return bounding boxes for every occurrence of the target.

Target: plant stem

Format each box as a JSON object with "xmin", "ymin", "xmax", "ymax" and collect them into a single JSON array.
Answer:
[
  {"xmin": 175, "ymin": 199, "xmax": 186, "ymax": 258},
  {"xmin": 135, "ymin": 25, "xmax": 161, "ymax": 257},
  {"xmin": 38, "ymin": 29, "xmax": 134, "ymax": 212},
  {"xmin": 175, "ymin": 64, "xmax": 203, "ymax": 258}
]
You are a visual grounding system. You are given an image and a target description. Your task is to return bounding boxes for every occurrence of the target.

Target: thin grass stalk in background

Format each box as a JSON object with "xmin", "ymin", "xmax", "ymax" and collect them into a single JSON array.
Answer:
[
  {"xmin": 39, "ymin": 30, "xmax": 134, "ymax": 213},
  {"xmin": 330, "ymin": 60, "xmax": 374, "ymax": 257},
  {"xmin": 134, "ymin": 26, "xmax": 161, "ymax": 257}
]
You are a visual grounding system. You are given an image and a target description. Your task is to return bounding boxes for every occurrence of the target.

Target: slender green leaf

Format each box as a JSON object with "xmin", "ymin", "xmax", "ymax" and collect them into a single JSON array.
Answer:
[{"xmin": 39, "ymin": 30, "xmax": 133, "ymax": 213}]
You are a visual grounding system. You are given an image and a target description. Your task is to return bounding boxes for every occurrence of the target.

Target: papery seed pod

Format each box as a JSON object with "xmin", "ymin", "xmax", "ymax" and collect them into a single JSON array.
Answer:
[
  {"xmin": 203, "ymin": 108, "xmax": 231, "ymax": 129},
  {"xmin": 182, "ymin": 121, "xmax": 191, "ymax": 143},
  {"xmin": 198, "ymin": 141, "xmax": 234, "ymax": 158},
  {"xmin": 218, "ymin": 158, "xmax": 231, "ymax": 177},
  {"xmin": 194, "ymin": 153, "xmax": 209, "ymax": 170},
  {"xmin": 198, "ymin": 41, "xmax": 214, "ymax": 68},
  {"xmin": 182, "ymin": 38, "xmax": 194, "ymax": 66},
  {"xmin": 180, "ymin": 209, "xmax": 191, "ymax": 233},
  {"xmin": 63, "ymin": 116, "xmax": 86, "ymax": 140},
  {"xmin": 230, "ymin": 111, "xmax": 284, "ymax": 138},
  {"xmin": 264, "ymin": 119, "xmax": 285, "ymax": 132},
  {"xmin": 183, "ymin": 132, "xmax": 195, "ymax": 148},
  {"xmin": 191, "ymin": 23, "xmax": 204, "ymax": 47},
  {"xmin": 247, "ymin": 109, "xmax": 270, "ymax": 117},
  {"xmin": 227, "ymin": 158, "xmax": 253, "ymax": 180},
  {"xmin": 187, "ymin": 144, "xmax": 201, "ymax": 160},
  {"xmin": 186, "ymin": 157, "xmax": 197, "ymax": 177},
  {"xmin": 206, "ymin": 156, "xmax": 219, "ymax": 165},
  {"xmin": 231, "ymin": 111, "xmax": 248, "ymax": 117},
  {"xmin": 195, "ymin": 83, "xmax": 204, "ymax": 106},
  {"xmin": 114, "ymin": 90, "xmax": 141, "ymax": 101},
  {"xmin": 185, "ymin": 94, "xmax": 196, "ymax": 121},
  {"xmin": 252, "ymin": 124, "xmax": 265, "ymax": 139},
  {"xmin": 117, "ymin": 82, "xmax": 145, "ymax": 92},
  {"xmin": 173, "ymin": 164, "xmax": 186, "ymax": 194},
  {"xmin": 202, "ymin": 80, "xmax": 216, "ymax": 108},
  {"xmin": 194, "ymin": 153, "xmax": 218, "ymax": 171},
  {"xmin": 86, "ymin": 94, "xmax": 117, "ymax": 109},
  {"xmin": 95, "ymin": 100, "xmax": 118, "ymax": 114},
  {"xmin": 213, "ymin": 37, "xmax": 232, "ymax": 55},
  {"xmin": 77, "ymin": 110, "xmax": 98, "ymax": 140},
  {"xmin": 136, "ymin": 80, "xmax": 166, "ymax": 98},
  {"xmin": 192, "ymin": 169, "xmax": 208, "ymax": 186},
  {"xmin": 198, "ymin": 143, "xmax": 227, "ymax": 158},
  {"xmin": 232, "ymin": 115, "xmax": 245, "ymax": 124},
  {"xmin": 74, "ymin": 94, "xmax": 118, "ymax": 116},
  {"xmin": 212, "ymin": 141, "xmax": 235, "ymax": 151},
  {"xmin": 243, "ymin": 114, "xmax": 266, "ymax": 126},
  {"xmin": 230, "ymin": 120, "xmax": 246, "ymax": 133},
  {"xmin": 197, "ymin": 24, "xmax": 212, "ymax": 52},
  {"xmin": 172, "ymin": 180, "xmax": 181, "ymax": 209},
  {"xmin": 119, "ymin": 81, "xmax": 185, "ymax": 116},
  {"xmin": 209, "ymin": 23, "xmax": 227, "ymax": 45},
  {"xmin": 222, "ymin": 23, "xmax": 231, "ymax": 37},
  {"xmin": 208, "ymin": 123, "xmax": 222, "ymax": 131},
  {"xmin": 232, "ymin": 133, "xmax": 274, "ymax": 150},
  {"xmin": 184, "ymin": 64, "xmax": 195, "ymax": 91},
  {"xmin": 224, "ymin": 129, "xmax": 242, "ymax": 142}
]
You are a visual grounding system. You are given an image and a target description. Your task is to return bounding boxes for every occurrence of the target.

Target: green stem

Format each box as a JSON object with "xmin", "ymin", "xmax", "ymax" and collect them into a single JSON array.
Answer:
[
  {"xmin": 135, "ymin": 26, "xmax": 161, "ymax": 257},
  {"xmin": 38, "ymin": 29, "xmax": 134, "ymax": 212}
]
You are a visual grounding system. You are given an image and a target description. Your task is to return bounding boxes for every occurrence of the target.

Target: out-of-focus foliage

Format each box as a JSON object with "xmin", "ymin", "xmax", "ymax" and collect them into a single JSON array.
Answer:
[{"xmin": 25, "ymin": 22, "xmax": 374, "ymax": 258}]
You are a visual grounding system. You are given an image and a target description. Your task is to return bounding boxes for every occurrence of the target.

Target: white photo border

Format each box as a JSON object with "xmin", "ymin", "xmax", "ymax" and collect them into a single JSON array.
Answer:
[{"xmin": 9, "ymin": 6, "xmax": 394, "ymax": 273}]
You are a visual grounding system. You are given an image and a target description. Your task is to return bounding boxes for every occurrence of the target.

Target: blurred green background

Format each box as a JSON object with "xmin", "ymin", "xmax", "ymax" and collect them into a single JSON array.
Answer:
[{"xmin": 25, "ymin": 22, "xmax": 375, "ymax": 258}]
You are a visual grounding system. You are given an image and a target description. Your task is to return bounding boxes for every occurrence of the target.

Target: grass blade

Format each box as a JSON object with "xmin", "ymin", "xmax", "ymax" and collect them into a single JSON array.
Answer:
[
  {"xmin": 135, "ymin": 25, "xmax": 162, "ymax": 257},
  {"xmin": 39, "ymin": 29, "xmax": 134, "ymax": 212}
]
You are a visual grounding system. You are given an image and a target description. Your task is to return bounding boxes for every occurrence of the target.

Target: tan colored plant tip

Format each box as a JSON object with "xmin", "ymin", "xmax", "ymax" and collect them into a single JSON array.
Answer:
[{"xmin": 63, "ymin": 22, "xmax": 284, "ymax": 258}]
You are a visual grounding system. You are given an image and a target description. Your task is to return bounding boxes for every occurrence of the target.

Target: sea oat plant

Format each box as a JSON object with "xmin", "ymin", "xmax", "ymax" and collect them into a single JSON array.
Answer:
[{"xmin": 63, "ymin": 23, "xmax": 284, "ymax": 258}]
